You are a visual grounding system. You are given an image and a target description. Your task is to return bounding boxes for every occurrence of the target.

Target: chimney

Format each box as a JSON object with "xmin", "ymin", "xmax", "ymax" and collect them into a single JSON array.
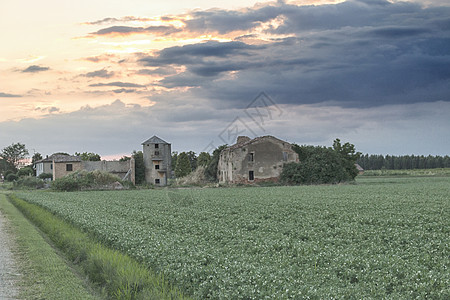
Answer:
[{"xmin": 237, "ymin": 136, "xmax": 251, "ymax": 145}]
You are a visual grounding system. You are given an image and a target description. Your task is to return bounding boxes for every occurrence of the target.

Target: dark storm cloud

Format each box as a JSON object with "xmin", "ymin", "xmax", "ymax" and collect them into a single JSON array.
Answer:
[
  {"xmin": 135, "ymin": 0, "xmax": 450, "ymax": 108},
  {"xmin": 89, "ymin": 82, "xmax": 145, "ymax": 88},
  {"xmin": 21, "ymin": 65, "xmax": 50, "ymax": 73},
  {"xmin": 139, "ymin": 40, "xmax": 264, "ymax": 67},
  {"xmin": 82, "ymin": 69, "xmax": 115, "ymax": 78},
  {"xmin": 0, "ymin": 92, "xmax": 21, "ymax": 98}
]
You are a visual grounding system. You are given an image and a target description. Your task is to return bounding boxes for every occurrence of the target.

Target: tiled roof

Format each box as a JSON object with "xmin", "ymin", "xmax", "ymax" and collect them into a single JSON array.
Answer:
[
  {"xmin": 226, "ymin": 135, "xmax": 290, "ymax": 150},
  {"xmin": 51, "ymin": 155, "xmax": 81, "ymax": 163},
  {"xmin": 35, "ymin": 154, "xmax": 81, "ymax": 163},
  {"xmin": 141, "ymin": 135, "xmax": 169, "ymax": 145}
]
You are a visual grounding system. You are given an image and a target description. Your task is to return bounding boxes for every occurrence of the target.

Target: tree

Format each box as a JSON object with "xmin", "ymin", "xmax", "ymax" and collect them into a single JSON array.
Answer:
[
  {"xmin": 171, "ymin": 152, "xmax": 178, "ymax": 171},
  {"xmin": 31, "ymin": 153, "xmax": 43, "ymax": 164},
  {"xmin": 197, "ymin": 152, "xmax": 211, "ymax": 167},
  {"xmin": 1, "ymin": 143, "xmax": 29, "ymax": 172},
  {"xmin": 283, "ymin": 139, "xmax": 361, "ymax": 185},
  {"xmin": 17, "ymin": 167, "xmax": 33, "ymax": 177},
  {"xmin": 119, "ymin": 156, "xmax": 131, "ymax": 162},
  {"xmin": 186, "ymin": 151, "xmax": 197, "ymax": 171},
  {"xmin": 175, "ymin": 152, "xmax": 191, "ymax": 178},
  {"xmin": 132, "ymin": 151, "xmax": 145, "ymax": 185},
  {"xmin": 332, "ymin": 138, "xmax": 361, "ymax": 180},
  {"xmin": 75, "ymin": 152, "xmax": 101, "ymax": 161},
  {"xmin": 204, "ymin": 145, "xmax": 228, "ymax": 181}
]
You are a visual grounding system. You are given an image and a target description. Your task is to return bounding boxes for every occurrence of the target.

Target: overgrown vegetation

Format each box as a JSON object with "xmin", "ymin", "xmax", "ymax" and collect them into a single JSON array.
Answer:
[
  {"xmin": 0, "ymin": 193, "xmax": 99, "ymax": 299},
  {"xmin": 51, "ymin": 170, "xmax": 127, "ymax": 191},
  {"xmin": 281, "ymin": 139, "xmax": 360, "ymax": 185},
  {"xmin": 204, "ymin": 145, "xmax": 227, "ymax": 181},
  {"xmin": 14, "ymin": 177, "xmax": 449, "ymax": 299},
  {"xmin": 8, "ymin": 194, "xmax": 188, "ymax": 300}
]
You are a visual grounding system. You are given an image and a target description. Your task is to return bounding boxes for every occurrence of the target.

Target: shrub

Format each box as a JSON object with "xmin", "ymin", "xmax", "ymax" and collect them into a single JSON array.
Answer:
[
  {"xmin": 38, "ymin": 172, "xmax": 53, "ymax": 180},
  {"xmin": 6, "ymin": 173, "xmax": 18, "ymax": 182},
  {"xmin": 52, "ymin": 176, "xmax": 81, "ymax": 192},
  {"xmin": 281, "ymin": 146, "xmax": 352, "ymax": 185},
  {"xmin": 51, "ymin": 170, "xmax": 125, "ymax": 192},
  {"xmin": 17, "ymin": 167, "xmax": 34, "ymax": 177},
  {"xmin": 13, "ymin": 176, "xmax": 45, "ymax": 189}
]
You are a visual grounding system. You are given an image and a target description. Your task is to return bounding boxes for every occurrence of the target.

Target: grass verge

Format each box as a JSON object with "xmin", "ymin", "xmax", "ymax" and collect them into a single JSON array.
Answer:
[
  {"xmin": 7, "ymin": 193, "xmax": 189, "ymax": 300},
  {"xmin": 0, "ymin": 192, "xmax": 99, "ymax": 299}
]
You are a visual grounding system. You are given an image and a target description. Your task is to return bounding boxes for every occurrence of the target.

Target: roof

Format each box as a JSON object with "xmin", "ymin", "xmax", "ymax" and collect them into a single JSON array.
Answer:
[
  {"xmin": 51, "ymin": 155, "xmax": 81, "ymax": 163},
  {"xmin": 35, "ymin": 154, "xmax": 81, "ymax": 164},
  {"xmin": 141, "ymin": 135, "xmax": 169, "ymax": 145},
  {"xmin": 226, "ymin": 135, "xmax": 291, "ymax": 150}
]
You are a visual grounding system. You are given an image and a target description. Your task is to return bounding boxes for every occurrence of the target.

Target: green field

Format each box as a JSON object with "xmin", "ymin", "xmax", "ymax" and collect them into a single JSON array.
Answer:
[{"xmin": 14, "ymin": 177, "xmax": 450, "ymax": 299}]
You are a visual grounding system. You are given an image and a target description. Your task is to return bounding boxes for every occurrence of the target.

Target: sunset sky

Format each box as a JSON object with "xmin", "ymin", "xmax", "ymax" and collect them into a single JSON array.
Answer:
[{"xmin": 1, "ymin": 0, "xmax": 449, "ymax": 159}]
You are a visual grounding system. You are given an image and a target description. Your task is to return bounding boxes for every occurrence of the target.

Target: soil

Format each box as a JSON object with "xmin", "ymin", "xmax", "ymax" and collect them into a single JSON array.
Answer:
[{"xmin": 0, "ymin": 211, "xmax": 20, "ymax": 299}]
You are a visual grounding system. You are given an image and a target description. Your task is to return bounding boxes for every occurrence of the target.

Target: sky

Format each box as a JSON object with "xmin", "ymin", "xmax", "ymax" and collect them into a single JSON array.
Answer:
[{"xmin": 1, "ymin": 0, "xmax": 449, "ymax": 159}]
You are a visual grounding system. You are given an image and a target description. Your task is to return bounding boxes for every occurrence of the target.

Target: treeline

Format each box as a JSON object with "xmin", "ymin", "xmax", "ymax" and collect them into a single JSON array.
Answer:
[{"xmin": 357, "ymin": 154, "xmax": 450, "ymax": 170}]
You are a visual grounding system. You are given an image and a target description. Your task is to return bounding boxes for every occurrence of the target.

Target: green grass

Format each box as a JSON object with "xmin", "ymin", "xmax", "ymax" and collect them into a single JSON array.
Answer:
[
  {"xmin": 7, "ymin": 193, "xmax": 189, "ymax": 300},
  {"xmin": 0, "ymin": 192, "xmax": 99, "ymax": 300},
  {"xmin": 13, "ymin": 177, "xmax": 450, "ymax": 299}
]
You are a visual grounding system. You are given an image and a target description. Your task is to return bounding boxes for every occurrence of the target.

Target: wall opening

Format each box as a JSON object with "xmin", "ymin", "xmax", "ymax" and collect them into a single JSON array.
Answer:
[
  {"xmin": 249, "ymin": 170, "xmax": 254, "ymax": 181},
  {"xmin": 66, "ymin": 164, "xmax": 73, "ymax": 171}
]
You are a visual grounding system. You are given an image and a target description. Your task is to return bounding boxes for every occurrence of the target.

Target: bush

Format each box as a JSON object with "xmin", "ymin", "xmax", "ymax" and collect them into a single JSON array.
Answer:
[
  {"xmin": 13, "ymin": 176, "xmax": 45, "ymax": 189},
  {"xmin": 51, "ymin": 170, "xmax": 125, "ymax": 192},
  {"xmin": 281, "ymin": 145, "xmax": 354, "ymax": 185},
  {"xmin": 38, "ymin": 172, "xmax": 53, "ymax": 180},
  {"xmin": 6, "ymin": 173, "xmax": 18, "ymax": 182},
  {"xmin": 17, "ymin": 167, "xmax": 33, "ymax": 177}
]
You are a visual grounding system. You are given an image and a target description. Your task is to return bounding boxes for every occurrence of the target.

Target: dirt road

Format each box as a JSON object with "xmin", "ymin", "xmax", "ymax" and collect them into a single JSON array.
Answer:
[{"xmin": 0, "ymin": 211, "xmax": 20, "ymax": 299}]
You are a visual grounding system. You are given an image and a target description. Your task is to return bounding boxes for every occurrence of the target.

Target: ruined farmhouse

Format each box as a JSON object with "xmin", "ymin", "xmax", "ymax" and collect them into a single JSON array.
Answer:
[
  {"xmin": 218, "ymin": 136, "xmax": 299, "ymax": 184},
  {"xmin": 34, "ymin": 134, "xmax": 299, "ymax": 186},
  {"xmin": 35, "ymin": 154, "xmax": 135, "ymax": 184},
  {"xmin": 142, "ymin": 135, "xmax": 172, "ymax": 186}
]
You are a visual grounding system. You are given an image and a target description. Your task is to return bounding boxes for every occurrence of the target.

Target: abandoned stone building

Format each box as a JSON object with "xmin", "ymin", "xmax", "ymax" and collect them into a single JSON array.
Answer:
[
  {"xmin": 142, "ymin": 135, "xmax": 172, "ymax": 186},
  {"xmin": 218, "ymin": 135, "xmax": 299, "ymax": 184},
  {"xmin": 34, "ymin": 154, "xmax": 135, "ymax": 184}
]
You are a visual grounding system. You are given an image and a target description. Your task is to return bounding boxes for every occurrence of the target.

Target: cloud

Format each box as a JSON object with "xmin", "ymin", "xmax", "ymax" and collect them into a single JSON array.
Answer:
[
  {"xmin": 82, "ymin": 54, "xmax": 117, "ymax": 63},
  {"xmin": 139, "ymin": 40, "xmax": 264, "ymax": 67},
  {"xmin": 89, "ymin": 81, "xmax": 145, "ymax": 88},
  {"xmin": 0, "ymin": 92, "xmax": 21, "ymax": 98},
  {"xmin": 90, "ymin": 25, "xmax": 182, "ymax": 37},
  {"xmin": 132, "ymin": 0, "xmax": 450, "ymax": 109},
  {"xmin": 82, "ymin": 69, "xmax": 115, "ymax": 78},
  {"xmin": 112, "ymin": 88, "xmax": 137, "ymax": 93},
  {"xmin": 21, "ymin": 65, "xmax": 50, "ymax": 73},
  {"xmin": 83, "ymin": 16, "xmax": 154, "ymax": 25}
]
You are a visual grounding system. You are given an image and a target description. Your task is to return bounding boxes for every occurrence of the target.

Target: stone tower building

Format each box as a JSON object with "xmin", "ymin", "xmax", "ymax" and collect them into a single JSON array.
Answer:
[{"xmin": 142, "ymin": 135, "xmax": 172, "ymax": 186}]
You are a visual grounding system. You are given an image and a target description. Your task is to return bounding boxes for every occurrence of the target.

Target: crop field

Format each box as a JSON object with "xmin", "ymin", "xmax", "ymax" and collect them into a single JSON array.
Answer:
[{"xmin": 15, "ymin": 177, "xmax": 449, "ymax": 299}]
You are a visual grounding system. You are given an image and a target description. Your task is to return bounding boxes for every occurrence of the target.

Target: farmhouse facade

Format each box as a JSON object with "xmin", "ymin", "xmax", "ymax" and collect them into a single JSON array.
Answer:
[
  {"xmin": 218, "ymin": 136, "xmax": 299, "ymax": 184},
  {"xmin": 142, "ymin": 135, "xmax": 172, "ymax": 186},
  {"xmin": 35, "ymin": 154, "xmax": 135, "ymax": 184}
]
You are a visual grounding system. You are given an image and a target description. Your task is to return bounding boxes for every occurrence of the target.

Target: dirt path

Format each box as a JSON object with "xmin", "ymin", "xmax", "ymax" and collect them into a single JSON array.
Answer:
[{"xmin": 0, "ymin": 210, "xmax": 20, "ymax": 299}]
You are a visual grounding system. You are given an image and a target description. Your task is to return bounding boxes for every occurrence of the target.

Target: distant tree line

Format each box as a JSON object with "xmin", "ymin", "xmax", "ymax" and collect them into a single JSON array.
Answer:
[{"xmin": 357, "ymin": 154, "xmax": 450, "ymax": 170}]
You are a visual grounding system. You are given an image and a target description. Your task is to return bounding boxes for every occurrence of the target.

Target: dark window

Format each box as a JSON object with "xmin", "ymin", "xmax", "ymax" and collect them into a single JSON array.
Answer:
[
  {"xmin": 155, "ymin": 179, "xmax": 160, "ymax": 184},
  {"xmin": 155, "ymin": 164, "xmax": 160, "ymax": 170},
  {"xmin": 248, "ymin": 152, "xmax": 254, "ymax": 162},
  {"xmin": 66, "ymin": 164, "xmax": 73, "ymax": 171},
  {"xmin": 50, "ymin": 163, "xmax": 53, "ymax": 170},
  {"xmin": 249, "ymin": 171, "xmax": 254, "ymax": 181},
  {"xmin": 155, "ymin": 144, "xmax": 159, "ymax": 149}
]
